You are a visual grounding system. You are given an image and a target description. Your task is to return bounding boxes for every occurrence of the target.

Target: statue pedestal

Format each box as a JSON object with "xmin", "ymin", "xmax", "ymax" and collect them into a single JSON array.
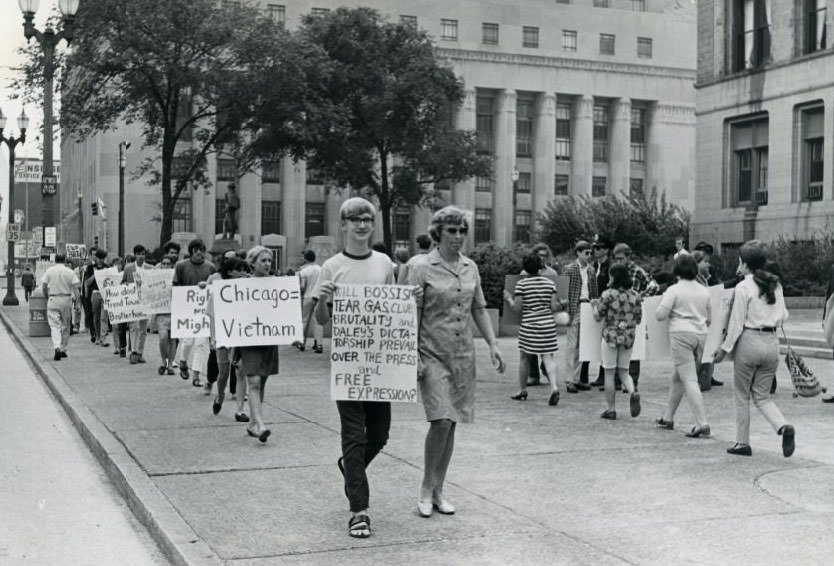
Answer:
[{"xmin": 210, "ymin": 234, "xmax": 242, "ymax": 256}]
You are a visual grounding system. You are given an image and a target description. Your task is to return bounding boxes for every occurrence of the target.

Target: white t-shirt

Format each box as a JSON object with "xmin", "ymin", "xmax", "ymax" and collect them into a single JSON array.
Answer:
[
  {"xmin": 579, "ymin": 266, "xmax": 590, "ymax": 301},
  {"xmin": 298, "ymin": 263, "xmax": 322, "ymax": 299},
  {"xmin": 656, "ymin": 279, "xmax": 711, "ymax": 334},
  {"xmin": 312, "ymin": 250, "xmax": 394, "ymax": 298}
]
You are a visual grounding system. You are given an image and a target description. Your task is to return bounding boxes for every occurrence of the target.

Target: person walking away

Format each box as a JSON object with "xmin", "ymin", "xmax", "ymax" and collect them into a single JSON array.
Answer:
[
  {"xmin": 522, "ymin": 242, "xmax": 560, "ymax": 387},
  {"xmin": 294, "ymin": 250, "xmax": 323, "ymax": 353},
  {"xmin": 714, "ymin": 240, "xmax": 795, "ymax": 458},
  {"xmin": 562, "ymin": 241, "xmax": 598, "ymax": 393},
  {"xmin": 110, "ymin": 256, "xmax": 128, "ymax": 357},
  {"xmin": 654, "ymin": 254, "xmax": 712, "ymax": 437},
  {"xmin": 122, "ymin": 244, "xmax": 150, "ymax": 364},
  {"xmin": 21, "ymin": 265, "xmax": 35, "ymax": 302},
  {"xmin": 314, "ymin": 197, "xmax": 397, "ymax": 539},
  {"xmin": 591, "ymin": 264, "xmax": 641, "ymax": 420},
  {"xmin": 41, "ymin": 254, "xmax": 80, "ymax": 361},
  {"xmin": 407, "ymin": 206, "xmax": 504, "ymax": 519},
  {"xmin": 504, "ymin": 253, "xmax": 562, "ymax": 405}
]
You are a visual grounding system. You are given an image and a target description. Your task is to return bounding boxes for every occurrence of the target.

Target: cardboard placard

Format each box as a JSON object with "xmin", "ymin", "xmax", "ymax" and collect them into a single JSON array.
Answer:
[
  {"xmin": 330, "ymin": 284, "xmax": 418, "ymax": 402},
  {"xmin": 140, "ymin": 269, "xmax": 175, "ymax": 314},
  {"xmin": 103, "ymin": 283, "xmax": 148, "ymax": 323},
  {"xmin": 702, "ymin": 285, "xmax": 735, "ymax": 362},
  {"xmin": 93, "ymin": 266, "xmax": 121, "ymax": 291},
  {"xmin": 65, "ymin": 243, "xmax": 87, "ymax": 260},
  {"xmin": 211, "ymin": 276, "xmax": 303, "ymax": 347},
  {"xmin": 171, "ymin": 286, "xmax": 210, "ymax": 338}
]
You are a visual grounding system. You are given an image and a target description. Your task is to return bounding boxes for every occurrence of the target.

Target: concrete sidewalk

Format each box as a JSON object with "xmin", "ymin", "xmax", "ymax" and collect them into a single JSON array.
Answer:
[{"xmin": 3, "ymin": 303, "xmax": 834, "ymax": 566}]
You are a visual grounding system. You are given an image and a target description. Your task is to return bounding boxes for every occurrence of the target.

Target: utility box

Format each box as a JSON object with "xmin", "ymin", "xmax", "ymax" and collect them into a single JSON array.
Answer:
[{"xmin": 28, "ymin": 289, "xmax": 50, "ymax": 337}]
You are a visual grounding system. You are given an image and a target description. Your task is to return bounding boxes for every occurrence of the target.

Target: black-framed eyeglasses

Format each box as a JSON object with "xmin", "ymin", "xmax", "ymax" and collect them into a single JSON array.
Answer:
[
  {"xmin": 345, "ymin": 216, "xmax": 374, "ymax": 225},
  {"xmin": 581, "ymin": 250, "xmax": 593, "ymax": 255},
  {"xmin": 444, "ymin": 227, "xmax": 468, "ymax": 235}
]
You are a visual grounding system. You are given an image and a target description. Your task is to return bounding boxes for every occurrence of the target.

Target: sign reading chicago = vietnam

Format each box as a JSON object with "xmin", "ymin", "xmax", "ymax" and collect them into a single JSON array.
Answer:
[
  {"xmin": 171, "ymin": 286, "xmax": 210, "ymax": 338},
  {"xmin": 330, "ymin": 284, "xmax": 418, "ymax": 403},
  {"xmin": 211, "ymin": 276, "xmax": 303, "ymax": 348}
]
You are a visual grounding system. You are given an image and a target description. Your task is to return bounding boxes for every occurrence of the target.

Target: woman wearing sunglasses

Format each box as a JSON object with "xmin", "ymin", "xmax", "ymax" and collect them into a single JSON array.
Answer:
[{"xmin": 407, "ymin": 206, "xmax": 505, "ymax": 518}]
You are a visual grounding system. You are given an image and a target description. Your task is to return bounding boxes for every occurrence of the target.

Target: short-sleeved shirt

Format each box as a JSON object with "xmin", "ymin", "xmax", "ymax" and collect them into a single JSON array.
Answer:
[
  {"xmin": 657, "ymin": 279, "xmax": 711, "ymax": 334},
  {"xmin": 42, "ymin": 264, "xmax": 80, "ymax": 297},
  {"xmin": 596, "ymin": 288, "xmax": 643, "ymax": 349},
  {"xmin": 312, "ymin": 250, "xmax": 394, "ymax": 296},
  {"xmin": 173, "ymin": 259, "xmax": 216, "ymax": 287},
  {"xmin": 298, "ymin": 263, "xmax": 322, "ymax": 299}
]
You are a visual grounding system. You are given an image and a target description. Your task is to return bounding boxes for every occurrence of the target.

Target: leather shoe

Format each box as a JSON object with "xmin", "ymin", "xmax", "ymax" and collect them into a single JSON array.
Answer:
[
  {"xmin": 417, "ymin": 499, "xmax": 433, "ymax": 518},
  {"xmin": 727, "ymin": 443, "xmax": 752, "ymax": 456},
  {"xmin": 655, "ymin": 417, "xmax": 674, "ymax": 430},
  {"xmin": 711, "ymin": 378, "xmax": 724, "ymax": 386},
  {"xmin": 600, "ymin": 409, "xmax": 617, "ymax": 420},
  {"xmin": 575, "ymin": 382, "xmax": 591, "ymax": 391},
  {"xmin": 59, "ymin": 351, "xmax": 67, "ymax": 358},
  {"xmin": 54, "ymin": 349, "xmax": 62, "ymax": 361},
  {"xmin": 548, "ymin": 391, "xmax": 560, "ymax": 406},
  {"xmin": 780, "ymin": 425, "xmax": 795, "ymax": 458},
  {"xmin": 822, "ymin": 395, "xmax": 834, "ymax": 404},
  {"xmin": 566, "ymin": 383, "xmax": 578, "ymax": 394},
  {"xmin": 629, "ymin": 393, "xmax": 641, "ymax": 418},
  {"xmin": 432, "ymin": 497, "xmax": 456, "ymax": 515},
  {"xmin": 685, "ymin": 424, "xmax": 711, "ymax": 438},
  {"xmin": 234, "ymin": 412, "xmax": 250, "ymax": 423}
]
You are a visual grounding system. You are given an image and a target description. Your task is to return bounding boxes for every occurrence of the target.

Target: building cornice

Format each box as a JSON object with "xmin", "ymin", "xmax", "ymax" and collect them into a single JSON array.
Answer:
[{"xmin": 436, "ymin": 48, "xmax": 696, "ymax": 81}]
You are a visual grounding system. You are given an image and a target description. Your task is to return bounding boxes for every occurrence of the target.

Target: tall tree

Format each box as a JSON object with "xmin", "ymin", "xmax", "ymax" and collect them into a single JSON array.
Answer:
[
  {"xmin": 291, "ymin": 8, "xmax": 491, "ymax": 253},
  {"xmin": 28, "ymin": 0, "xmax": 311, "ymax": 247}
]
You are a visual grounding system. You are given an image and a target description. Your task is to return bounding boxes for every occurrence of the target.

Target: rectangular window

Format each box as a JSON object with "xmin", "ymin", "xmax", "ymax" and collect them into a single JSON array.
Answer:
[
  {"xmin": 562, "ymin": 30, "xmax": 577, "ymax": 52},
  {"xmin": 262, "ymin": 160, "xmax": 281, "ymax": 183},
  {"xmin": 600, "ymin": 33, "xmax": 615, "ymax": 55},
  {"xmin": 217, "ymin": 158, "xmax": 236, "ymax": 181},
  {"xmin": 515, "ymin": 172, "xmax": 532, "ymax": 194},
  {"xmin": 475, "ymin": 209, "xmax": 492, "ymax": 244},
  {"xmin": 632, "ymin": 0, "xmax": 646, "ymax": 11},
  {"xmin": 172, "ymin": 197, "xmax": 192, "ymax": 233},
  {"xmin": 310, "ymin": 7, "xmax": 330, "ymax": 17},
  {"xmin": 554, "ymin": 174, "xmax": 570, "ymax": 196},
  {"xmin": 482, "ymin": 23, "xmax": 499, "ymax": 45},
  {"xmin": 400, "ymin": 15, "xmax": 417, "ymax": 29},
  {"xmin": 629, "ymin": 178, "xmax": 644, "ymax": 199},
  {"xmin": 556, "ymin": 103, "xmax": 572, "ymax": 161},
  {"xmin": 476, "ymin": 94, "xmax": 494, "ymax": 153},
  {"xmin": 806, "ymin": 0, "xmax": 828, "ymax": 54},
  {"xmin": 476, "ymin": 175, "xmax": 493, "ymax": 193},
  {"xmin": 267, "ymin": 4, "xmax": 285, "ymax": 25},
  {"xmin": 215, "ymin": 199, "xmax": 226, "ymax": 235},
  {"xmin": 522, "ymin": 26, "xmax": 539, "ymax": 48},
  {"xmin": 441, "ymin": 19, "xmax": 458, "ymax": 41},
  {"xmin": 630, "ymin": 108, "xmax": 646, "ymax": 163},
  {"xmin": 514, "ymin": 210, "xmax": 532, "ymax": 243},
  {"xmin": 593, "ymin": 104, "xmax": 609, "ymax": 163},
  {"xmin": 637, "ymin": 37, "xmax": 653, "ymax": 58},
  {"xmin": 594, "ymin": 0, "xmax": 610, "ymax": 6},
  {"xmin": 803, "ymin": 107, "xmax": 825, "ymax": 201},
  {"xmin": 730, "ymin": 116, "xmax": 768, "ymax": 205},
  {"xmin": 394, "ymin": 208, "xmax": 411, "ymax": 241},
  {"xmin": 734, "ymin": 0, "xmax": 771, "ymax": 71},
  {"xmin": 261, "ymin": 200, "xmax": 281, "ymax": 235},
  {"xmin": 516, "ymin": 99, "xmax": 533, "ymax": 157},
  {"xmin": 305, "ymin": 203, "xmax": 325, "ymax": 238},
  {"xmin": 592, "ymin": 176, "xmax": 607, "ymax": 197}
]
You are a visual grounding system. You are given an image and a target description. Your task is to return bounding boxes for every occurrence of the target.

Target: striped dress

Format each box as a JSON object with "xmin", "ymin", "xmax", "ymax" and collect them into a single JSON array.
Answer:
[{"xmin": 514, "ymin": 276, "xmax": 559, "ymax": 355}]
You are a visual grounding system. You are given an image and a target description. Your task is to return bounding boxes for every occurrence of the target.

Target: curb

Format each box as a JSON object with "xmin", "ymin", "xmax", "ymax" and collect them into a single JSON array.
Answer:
[{"xmin": 0, "ymin": 308, "xmax": 223, "ymax": 566}]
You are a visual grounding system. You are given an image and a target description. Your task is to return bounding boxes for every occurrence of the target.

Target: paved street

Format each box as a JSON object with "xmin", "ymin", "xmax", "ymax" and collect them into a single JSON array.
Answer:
[{"xmin": 2, "ymin": 303, "xmax": 834, "ymax": 566}]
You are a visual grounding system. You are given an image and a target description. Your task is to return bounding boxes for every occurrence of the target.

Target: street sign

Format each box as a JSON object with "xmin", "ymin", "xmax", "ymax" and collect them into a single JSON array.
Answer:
[
  {"xmin": 6, "ymin": 223, "xmax": 21, "ymax": 242},
  {"xmin": 42, "ymin": 175, "xmax": 58, "ymax": 195},
  {"xmin": 14, "ymin": 209, "xmax": 24, "ymax": 224},
  {"xmin": 44, "ymin": 226, "xmax": 57, "ymax": 247},
  {"xmin": 32, "ymin": 226, "xmax": 43, "ymax": 246}
]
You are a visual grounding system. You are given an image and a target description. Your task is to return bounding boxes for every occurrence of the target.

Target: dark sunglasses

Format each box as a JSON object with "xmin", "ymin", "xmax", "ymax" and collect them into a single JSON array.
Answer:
[{"xmin": 444, "ymin": 227, "xmax": 468, "ymax": 235}]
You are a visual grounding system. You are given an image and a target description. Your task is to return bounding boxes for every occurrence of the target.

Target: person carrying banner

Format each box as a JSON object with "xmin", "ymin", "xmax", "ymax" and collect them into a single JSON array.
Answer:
[
  {"xmin": 407, "ymin": 206, "xmax": 504, "ymax": 519},
  {"xmin": 84, "ymin": 249, "xmax": 110, "ymax": 348},
  {"xmin": 173, "ymin": 239, "xmax": 216, "ymax": 387},
  {"xmin": 122, "ymin": 244, "xmax": 150, "ymax": 364},
  {"xmin": 155, "ymin": 242, "xmax": 181, "ymax": 375},
  {"xmin": 41, "ymin": 254, "xmax": 80, "ymax": 361},
  {"xmin": 294, "ymin": 250, "xmax": 323, "ymax": 353},
  {"xmin": 110, "ymin": 256, "xmax": 129, "ymax": 357},
  {"xmin": 314, "ymin": 197, "xmax": 397, "ymax": 539}
]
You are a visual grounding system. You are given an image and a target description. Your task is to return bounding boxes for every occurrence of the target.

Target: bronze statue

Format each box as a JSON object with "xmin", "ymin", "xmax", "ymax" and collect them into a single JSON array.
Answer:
[{"xmin": 223, "ymin": 182, "xmax": 240, "ymax": 239}]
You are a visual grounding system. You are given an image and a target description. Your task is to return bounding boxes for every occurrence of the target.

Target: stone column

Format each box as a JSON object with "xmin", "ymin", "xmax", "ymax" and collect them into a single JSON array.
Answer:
[
  {"xmin": 281, "ymin": 156, "xmax": 307, "ymax": 262},
  {"xmin": 571, "ymin": 95, "xmax": 594, "ymax": 196},
  {"xmin": 824, "ymin": 101, "xmax": 834, "ymax": 204},
  {"xmin": 454, "ymin": 87, "xmax": 477, "ymax": 250},
  {"xmin": 493, "ymin": 89, "xmax": 516, "ymax": 246},
  {"xmin": 609, "ymin": 98, "xmax": 631, "ymax": 196},
  {"xmin": 534, "ymin": 93, "xmax": 556, "ymax": 217},
  {"xmin": 645, "ymin": 101, "xmax": 662, "ymax": 199}
]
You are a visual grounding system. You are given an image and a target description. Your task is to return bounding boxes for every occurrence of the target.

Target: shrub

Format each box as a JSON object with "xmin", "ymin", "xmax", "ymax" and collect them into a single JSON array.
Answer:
[
  {"xmin": 470, "ymin": 242, "xmax": 529, "ymax": 313},
  {"xmin": 767, "ymin": 233, "xmax": 834, "ymax": 296}
]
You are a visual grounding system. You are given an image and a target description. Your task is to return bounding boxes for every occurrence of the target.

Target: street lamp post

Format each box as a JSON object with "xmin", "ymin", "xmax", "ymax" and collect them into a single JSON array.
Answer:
[
  {"xmin": 118, "ymin": 141, "xmax": 130, "ymax": 257},
  {"xmin": 19, "ymin": 0, "xmax": 79, "ymax": 252},
  {"xmin": 1, "ymin": 108, "xmax": 30, "ymax": 306},
  {"xmin": 511, "ymin": 166, "xmax": 519, "ymax": 242}
]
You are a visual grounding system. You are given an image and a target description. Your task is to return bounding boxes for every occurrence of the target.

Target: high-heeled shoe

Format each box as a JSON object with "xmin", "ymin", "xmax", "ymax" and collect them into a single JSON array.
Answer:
[
  {"xmin": 548, "ymin": 391, "xmax": 560, "ymax": 406},
  {"xmin": 685, "ymin": 424, "xmax": 711, "ymax": 438},
  {"xmin": 510, "ymin": 391, "xmax": 528, "ymax": 401}
]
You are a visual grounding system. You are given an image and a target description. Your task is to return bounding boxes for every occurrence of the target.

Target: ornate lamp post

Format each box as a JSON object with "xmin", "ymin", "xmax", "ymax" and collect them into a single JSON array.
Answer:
[
  {"xmin": 19, "ymin": 0, "xmax": 79, "ymax": 251},
  {"xmin": 1, "ymin": 108, "xmax": 30, "ymax": 306}
]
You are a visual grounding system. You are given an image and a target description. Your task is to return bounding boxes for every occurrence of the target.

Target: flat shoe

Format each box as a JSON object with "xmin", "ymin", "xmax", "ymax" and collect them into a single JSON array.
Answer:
[
  {"xmin": 258, "ymin": 429, "xmax": 271, "ymax": 443},
  {"xmin": 685, "ymin": 424, "xmax": 711, "ymax": 438},
  {"xmin": 166, "ymin": 367, "xmax": 175, "ymax": 375},
  {"xmin": 548, "ymin": 391, "xmax": 560, "ymax": 406},
  {"xmin": 192, "ymin": 377, "xmax": 203, "ymax": 388},
  {"xmin": 600, "ymin": 409, "xmax": 617, "ymax": 420},
  {"xmin": 780, "ymin": 425, "xmax": 795, "ymax": 458},
  {"xmin": 727, "ymin": 443, "xmax": 752, "ymax": 456},
  {"xmin": 234, "ymin": 412, "xmax": 250, "ymax": 423},
  {"xmin": 417, "ymin": 499, "xmax": 433, "ymax": 518},
  {"xmin": 212, "ymin": 397, "xmax": 223, "ymax": 415},
  {"xmin": 629, "ymin": 393, "xmax": 641, "ymax": 418},
  {"xmin": 432, "ymin": 497, "xmax": 456, "ymax": 515},
  {"xmin": 822, "ymin": 395, "xmax": 834, "ymax": 404},
  {"xmin": 655, "ymin": 417, "xmax": 674, "ymax": 430},
  {"xmin": 348, "ymin": 514, "xmax": 371, "ymax": 538},
  {"xmin": 510, "ymin": 391, "xmax": 528, "ymax": 401}
]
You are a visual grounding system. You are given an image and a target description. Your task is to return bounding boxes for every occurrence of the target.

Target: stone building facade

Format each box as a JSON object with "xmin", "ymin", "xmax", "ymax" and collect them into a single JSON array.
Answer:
[
  {"xmin": 694, "ymin": 0, "xmax": 833, "ymax": 253},
  {"xmin": 60, "ymin": 0, "xmax": 696, "ymax": 270}
]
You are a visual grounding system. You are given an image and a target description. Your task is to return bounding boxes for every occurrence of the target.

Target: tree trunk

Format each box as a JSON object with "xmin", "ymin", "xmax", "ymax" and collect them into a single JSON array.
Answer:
[
  {"xmin": 158, "ymin": 134, "xmax": 176, "ymax": 249},
  {"xmin": 379, "ymin": 152, "xmax": 393, "ymax": 256}
]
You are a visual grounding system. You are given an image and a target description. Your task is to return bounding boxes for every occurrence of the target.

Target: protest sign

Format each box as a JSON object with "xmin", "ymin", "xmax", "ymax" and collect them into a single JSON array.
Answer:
[
  {"xmin": 93, "ymin": 266, "xmax": 121, "ymax": 291},
  {"xmin": 702, "ymin": 285, "xmax": 735, "ymax": 362},
  {"xmin": 578, "ymin": 303, "xmax": 603, "ymax": 363},
  {"xmin": 211, "ymin": 276, "xmax": 303, "ymax": 347},
  {"xmin": 641, "ymin": 295, "xmax": 670, "ymax": 361},
  {"xmin": 141, "ymin": 269, "xmax": 174, "ymax": 314},
  {"xmin": 103, "ymin": 283, "xmax": 148, "ymax": 323},
  {"xmin": 330, "ymin": 284, "xmax": 418, "ymax": 403},
  {"xmin": 578, "ymin": 298, "xmax": 661, "ymax": 363},
  {"xmin": 171, "ymin": 285, "xmax": 210, "ymax": 338},
  {"xmin": 65, "ymin": 243, "xmax": 87, "ymax": 260}
]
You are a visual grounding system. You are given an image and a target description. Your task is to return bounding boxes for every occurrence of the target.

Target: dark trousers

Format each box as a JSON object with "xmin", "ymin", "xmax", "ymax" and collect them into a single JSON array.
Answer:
[
  {"xmin": 24, "ymin": 286, "xmax": 34, "ymax": 302},
  {"xmin": 336, "ymin": 400, "xmax": 391, "ymax": 513}
]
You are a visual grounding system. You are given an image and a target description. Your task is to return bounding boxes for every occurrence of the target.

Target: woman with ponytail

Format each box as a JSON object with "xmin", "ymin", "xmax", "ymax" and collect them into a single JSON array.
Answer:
[{"xmin": 714, "ymin": 240, "xmax": 794, "ymax": 458}]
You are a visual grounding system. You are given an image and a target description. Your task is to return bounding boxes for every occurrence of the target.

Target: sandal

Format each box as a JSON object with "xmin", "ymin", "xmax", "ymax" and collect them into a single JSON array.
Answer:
[
  {"xmin": 348, "ymin": 514, "xmax": 371, "ymax": 538},
  {"xmin": 192, "ymin": 377, "xmax": 203, "ymax": 387}
]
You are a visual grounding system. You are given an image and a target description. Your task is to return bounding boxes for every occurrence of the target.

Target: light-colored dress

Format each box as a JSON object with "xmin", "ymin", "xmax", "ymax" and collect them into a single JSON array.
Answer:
[{"xmin": 408, "ymin": 249, "xmax": 487, "ymax": 423}]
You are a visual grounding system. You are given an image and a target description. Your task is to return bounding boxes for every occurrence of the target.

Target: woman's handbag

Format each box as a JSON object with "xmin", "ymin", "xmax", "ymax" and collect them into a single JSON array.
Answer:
[{"xmin": 781, "ymin": 327, "xmax": 825, "ymax": 398}]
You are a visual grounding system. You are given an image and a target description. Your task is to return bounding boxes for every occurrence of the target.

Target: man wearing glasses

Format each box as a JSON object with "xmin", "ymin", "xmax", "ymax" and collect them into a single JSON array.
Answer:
[{"xmin": 563, "ymin": 240, "xmax": 598, "ymax": 393}]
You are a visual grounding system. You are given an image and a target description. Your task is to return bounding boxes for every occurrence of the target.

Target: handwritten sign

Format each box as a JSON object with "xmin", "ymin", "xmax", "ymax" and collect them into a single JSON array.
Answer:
[
  {"xmin": 141, "ymin": 269, "xmax": 175, "ymax": 314},
  {"xmin": 702, "ymin": 285, "xmax": 735, "ymax": 362},
  {"xmin": 103, "ymin": 283, "xmax": 148, "ymax": 323},
  {"xmin": 211, "ymin": 276, "xmax": 303, "ymax": 347},
  {"xmin": 171, "ymin": 286, "xmax": 210, "ymax": 338},
  {"xmin": 330, "ymin": 284, "xmax": 418, "ymax": 403},
  {"xmin": 93, "ymin": 266, "xmax": 121, "ymax": 291},
  {"xmin": 65, "ymin": 243, "xmax": 87, "ymax": 260}
]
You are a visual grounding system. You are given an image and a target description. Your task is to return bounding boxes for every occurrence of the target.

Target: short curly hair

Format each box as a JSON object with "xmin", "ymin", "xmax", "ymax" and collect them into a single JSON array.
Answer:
[{"xmin": 428, "ymin": 206, "xmax": 470, "ymax": 242}]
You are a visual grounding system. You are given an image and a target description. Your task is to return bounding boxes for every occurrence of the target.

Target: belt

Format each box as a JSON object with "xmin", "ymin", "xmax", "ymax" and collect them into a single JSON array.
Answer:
[
  {"xmin": 49, "ymin": 294, "xmax": 71, "ymax": 297},
  {"xmin": 744, "ymin": 326, "xmax": 776, "ymax": 333},
  {"xmin": 579, "ymin": 299, "xmax": 590, "ymax": 303}
]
